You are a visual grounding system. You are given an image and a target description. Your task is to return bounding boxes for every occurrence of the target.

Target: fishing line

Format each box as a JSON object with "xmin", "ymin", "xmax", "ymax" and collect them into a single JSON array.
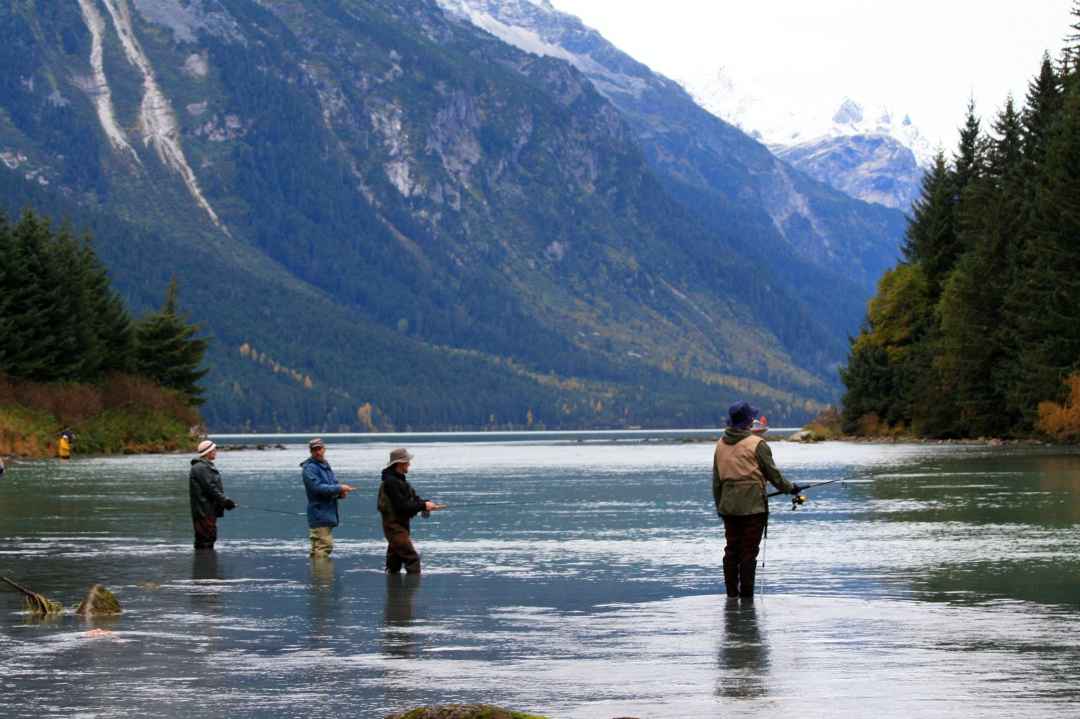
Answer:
[{"xmin": 242, "ymin": 505, "xmax": 306, "ymax": 517}]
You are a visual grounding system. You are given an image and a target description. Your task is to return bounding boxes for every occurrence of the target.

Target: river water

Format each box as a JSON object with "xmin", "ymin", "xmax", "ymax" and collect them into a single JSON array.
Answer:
[{"xmin": 1, "ymin": 432, "xmax": 1079, "ymax": 718}]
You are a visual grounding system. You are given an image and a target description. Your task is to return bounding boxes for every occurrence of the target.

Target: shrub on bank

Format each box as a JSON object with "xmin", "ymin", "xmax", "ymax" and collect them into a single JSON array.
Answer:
[
  {"xmin": 1037, "ymin": 373, "xmax": 1080, "ymax": 442},
  {"xmin": 0, "ymin": 373, "xmax": 200, "ymax": 457}
]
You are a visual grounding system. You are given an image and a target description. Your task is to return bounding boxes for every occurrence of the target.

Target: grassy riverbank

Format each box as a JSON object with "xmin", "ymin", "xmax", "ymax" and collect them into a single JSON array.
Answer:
[{"xmin": 0, "ymin": 375, "xmax": 199, "ymax": 458}]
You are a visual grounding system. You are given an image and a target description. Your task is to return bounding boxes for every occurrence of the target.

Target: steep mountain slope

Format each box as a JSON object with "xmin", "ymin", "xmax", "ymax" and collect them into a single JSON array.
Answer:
[
  {"xmin": 0, "ymin": 0, "xmax": 844, "ymax": 429},
  {"xmin": 436, "ymin": 0, "xmax": 908, "ymax": 329}
]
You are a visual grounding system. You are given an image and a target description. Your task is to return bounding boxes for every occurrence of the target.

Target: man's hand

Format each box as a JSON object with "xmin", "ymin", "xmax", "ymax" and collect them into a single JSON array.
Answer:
[
  {"xmin": 339, "ymin": 483, "xmax": 355, "ymax": 498},
  {"xmin": 790, "ymin": 484, "xmax": 803, "ymax": 495},
  {"xmin": 424, "ymin": 501, "xmax": 447, "ymax": 512}
]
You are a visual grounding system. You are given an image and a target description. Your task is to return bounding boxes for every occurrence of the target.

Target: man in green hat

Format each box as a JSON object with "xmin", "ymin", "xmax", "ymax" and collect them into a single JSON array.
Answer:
[{"xmin": 712, "ymin": 401, "xmax": 802, "ymax": 598}]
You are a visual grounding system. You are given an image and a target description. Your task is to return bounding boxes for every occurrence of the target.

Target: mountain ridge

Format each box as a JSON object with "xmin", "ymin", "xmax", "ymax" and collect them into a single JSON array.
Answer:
[{"xmin": 0, "ymin": 0, "xmax": 879, "ymax": 429}]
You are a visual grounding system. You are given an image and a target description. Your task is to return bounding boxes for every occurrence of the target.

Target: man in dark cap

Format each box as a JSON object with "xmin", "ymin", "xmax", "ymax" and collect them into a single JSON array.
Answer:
[
  {"xmin": 189, "ymin": 440, "xmax": 236, "ymax": 550},
  {"xmin": 712, "ymin": 401, "xmax": 802, "ymax": 598},
  {"xmin": 302, "ymin": 438, "xmax": 354, "ymax": 559},
  {"xmin": 376, "ymin": 448, "xmax": 445, "ymax": 574}
]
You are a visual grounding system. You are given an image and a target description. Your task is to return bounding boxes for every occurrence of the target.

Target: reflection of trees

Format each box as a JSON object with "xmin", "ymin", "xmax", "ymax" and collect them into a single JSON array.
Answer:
[
  {"xmin": 1036, "ymin": 457, "xmax": 1080, "ymax": 523},
  {"xmin": 382, "ymin": 574, "xmax": 421, "ymax": 659},
  {"xmin": 864, "ymin": 453, "xmax": 1080, "ymax": 526},
  {"xmin": 715, "ymin": 601, "xmax": 770, "ymax": 700}
]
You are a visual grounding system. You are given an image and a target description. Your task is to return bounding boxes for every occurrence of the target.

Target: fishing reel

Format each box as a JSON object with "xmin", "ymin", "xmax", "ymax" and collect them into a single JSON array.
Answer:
[{"xmin": 790, "ymin": 494, "xmax": 807, "ymax": 511}]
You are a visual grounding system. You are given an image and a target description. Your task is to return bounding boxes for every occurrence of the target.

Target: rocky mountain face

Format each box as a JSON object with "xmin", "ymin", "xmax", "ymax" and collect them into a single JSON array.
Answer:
[
  {"xmin": 436, "ymin": 0, "xmax": 907, "ymax": 342},
  {"xmin": 0, "ymin": 0, "xmax": 890, "ymax": 430},
  {"xmin": 775, "ymin": 133, "xmax": 924, "ymax": 211},
  {"xmin": 687, "ymin": 68, "xmax": 933, "ymax": 210}
]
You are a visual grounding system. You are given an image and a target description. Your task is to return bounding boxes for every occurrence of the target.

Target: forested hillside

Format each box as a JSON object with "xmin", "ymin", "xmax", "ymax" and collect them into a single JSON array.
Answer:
[
  {"xmin": 842, "ymin": 9, "xmax": 1080, "ymax": 439},
  {"xmin": 0, "ymin": 0, "xmax": 895, "ymax": 431}
]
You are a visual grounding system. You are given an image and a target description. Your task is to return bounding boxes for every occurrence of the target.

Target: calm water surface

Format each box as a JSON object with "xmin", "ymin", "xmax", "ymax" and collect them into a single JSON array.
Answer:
[{"xmin": 2, "ymin": 433, "xmax": 1079, "ymax": 718}]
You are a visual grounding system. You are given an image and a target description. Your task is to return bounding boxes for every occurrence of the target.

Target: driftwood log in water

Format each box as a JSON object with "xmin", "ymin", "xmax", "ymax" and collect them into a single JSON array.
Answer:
[
  {"xmin": 1, "ymin": 577, "xmax": 122, "ymax": 616},
  {"xmin": 386, "ymin": 708, "xmax": 640, "ymax": 719},
  {"xmin": 1, "ymin": 576, "xmax": 64, "ymax": 615},
  {"xmin": 385, "ymin": 706, "xmax": 549, "ymax": 719},
  {"xmin": 76, "ymin": 584, "xmax": 122, "ymax": 616}
]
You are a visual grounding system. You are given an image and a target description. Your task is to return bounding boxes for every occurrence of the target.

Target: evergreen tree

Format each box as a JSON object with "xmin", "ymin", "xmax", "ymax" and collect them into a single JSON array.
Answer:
[
  {"xmin": 0, "ymin": 212, "xmax": 11, "ymax": 373},
  {"xmin": 134, "ymin": 279, "xmax": 209, "ymax": 405},
  {"xmin": 901, "ymin": 154, "xmax": 958, "ymax": 296},
  {"xmin": 0, "ymin": 211, "xmax": 81, "ymax": 380},
  {"xmin": 52, "ymin": 223, "xmax": 106, "ymax": 381},
  {"xmin": 953, "ymin": 100, "xmax": 985, "ymax": 192},
  {"xmin": 1021, "ymin": 55, "xmax": 1062, "ymax": 169},
  {"xmin": 78, "ymin": 235, "xmax": 135, "ymax": 375},
  {"xmin": 1009, "ymin": 87, "xmax": 1080, "ymax": 422}
]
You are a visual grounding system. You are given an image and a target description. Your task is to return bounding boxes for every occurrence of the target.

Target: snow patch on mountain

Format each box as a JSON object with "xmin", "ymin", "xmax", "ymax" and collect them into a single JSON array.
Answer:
[
  {"xmin": 685, "ymin": 67, "xmax": 937, "ymax": 168},
  {"xmin": 436, "ymin": 0, "xmax": 648, "ymax": 98}
]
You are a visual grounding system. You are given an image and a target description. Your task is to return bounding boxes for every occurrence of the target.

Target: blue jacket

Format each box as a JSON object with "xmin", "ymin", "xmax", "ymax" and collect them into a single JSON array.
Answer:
[{"xmin": 301, "ymin": 458, "xmax": 343, "ymax": 528}]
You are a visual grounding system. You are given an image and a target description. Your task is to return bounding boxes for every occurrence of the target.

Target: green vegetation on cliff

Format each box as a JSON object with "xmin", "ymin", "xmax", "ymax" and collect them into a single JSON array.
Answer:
[{"xmin": 842, "ymin": 9, "xmax": 1080, "ymax": 439}]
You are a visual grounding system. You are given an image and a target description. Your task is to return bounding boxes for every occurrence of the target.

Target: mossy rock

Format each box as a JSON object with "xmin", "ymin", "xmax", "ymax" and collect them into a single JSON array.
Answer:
[
  {"xmin": 386, "ymin": 706, "xmax": 549, "ymax": 719},
  {"xmin": 76, "ymin": 584, "xmax": 122, "ymax": 616}
]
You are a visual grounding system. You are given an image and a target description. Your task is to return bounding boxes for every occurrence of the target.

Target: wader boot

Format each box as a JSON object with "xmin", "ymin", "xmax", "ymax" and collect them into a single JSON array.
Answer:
[
  {"xmin": 738, "ymin": 559, "xmax": 757, "ymax": 598},
  {"xmin": 723, "ymin": 556, "xmax": 740, "ymax": 598}
]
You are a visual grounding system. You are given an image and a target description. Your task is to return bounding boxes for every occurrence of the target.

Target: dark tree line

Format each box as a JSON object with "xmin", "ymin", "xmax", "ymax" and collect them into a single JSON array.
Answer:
[
  {"xmin": 0, "ymin": 210, "xmax": 208, "ymax": 405},
  {"xmin": 842, "ymin": 6, "xmax": 1080, "ymax": 437}
]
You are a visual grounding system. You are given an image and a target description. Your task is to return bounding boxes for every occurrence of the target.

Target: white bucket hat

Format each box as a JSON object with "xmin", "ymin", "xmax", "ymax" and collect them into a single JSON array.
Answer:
[{"xmin": 197, "ymin": 440, "xmax": 217, "ymax": 457}]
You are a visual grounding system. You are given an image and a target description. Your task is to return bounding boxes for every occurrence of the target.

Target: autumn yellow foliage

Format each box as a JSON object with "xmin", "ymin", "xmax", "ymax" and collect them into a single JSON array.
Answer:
[{"xmin": 1037, "ymin": 373, "xmax": 1080, "ymax": 442}]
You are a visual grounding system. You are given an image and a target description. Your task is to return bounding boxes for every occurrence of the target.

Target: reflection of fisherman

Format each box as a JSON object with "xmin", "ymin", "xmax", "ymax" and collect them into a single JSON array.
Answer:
[
  {"xmin": 189, "ymin": 440, "xmax": 236, "ymax": 550},
  {"xmin": 0, "ymin": 455, "xmax": 5, "ymax": 478},
  {"xmin": 713, "ymin": 402, "xmax": 801, "ymax": 598},
  {"xmin": 302, "ymin": 438, "xmax": 354, "ymax": 559},
  {"xmin": 376, "ymin": 448, "xmax": 445, "ymax": 574},
  {"xmin": 716, "ymin": 602, "xmax": 771, "ymax": 699},
  {"xmin": 383, "ymin": 574, "xmax": 421, "ymax": 658},
  {"xmin": 58, "ymin": 428, "xmax": 75, "ymax": 459}
]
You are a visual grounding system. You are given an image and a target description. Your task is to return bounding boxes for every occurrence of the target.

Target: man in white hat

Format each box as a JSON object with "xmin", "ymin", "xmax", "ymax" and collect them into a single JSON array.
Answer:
[
  {"xmin": 189, "ymin": 440, "xmax": 236, "ymax": 550},
  {"xmin": 377, "ymin": 448, "xmax": 444, "ymax": 574}
]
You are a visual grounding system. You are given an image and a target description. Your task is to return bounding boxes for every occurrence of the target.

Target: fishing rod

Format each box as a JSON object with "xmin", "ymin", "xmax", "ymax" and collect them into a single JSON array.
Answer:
[
  {"xmin": 437, "ymin": 501, "xmax": 516, "ymax": 508},
  {"xmin": 242, "ymin": 505, "xmax": 307, "ymax": 517},
  {"xmin": 768, "ymin": 479, "xmax": 842, "ymax": 507}
]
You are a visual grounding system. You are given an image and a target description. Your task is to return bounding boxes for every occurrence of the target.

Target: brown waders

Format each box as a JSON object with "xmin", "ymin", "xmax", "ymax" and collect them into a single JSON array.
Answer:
[
  {"xmin": 193, "ymin": 516, "xmax": 218, "ymax": 550},
  {"xmin": 721, "ymin": 513, "xmax": 767, "ymax": 598},
  {"xmin": 382, "ymin": 519, "xmax": 421, "ymax": 574}
]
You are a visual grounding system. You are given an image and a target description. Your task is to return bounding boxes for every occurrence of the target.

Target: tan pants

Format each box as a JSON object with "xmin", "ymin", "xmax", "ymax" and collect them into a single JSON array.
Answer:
[{"xmin": 309, "ymin": 527, "xmax": 334, "ymax": 558}]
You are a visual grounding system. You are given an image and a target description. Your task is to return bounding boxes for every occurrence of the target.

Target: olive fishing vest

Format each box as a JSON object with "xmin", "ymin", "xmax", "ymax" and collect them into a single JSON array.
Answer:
[{"xmin": 712, "ymin": 435, "xmax": 768, "ymax": 516}]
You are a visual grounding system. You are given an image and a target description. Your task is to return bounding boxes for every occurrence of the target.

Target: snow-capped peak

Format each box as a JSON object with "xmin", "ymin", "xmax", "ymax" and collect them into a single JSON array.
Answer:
[{"xmin": 684, "ymin": 68, "xmax": 936, "ymax": 168}]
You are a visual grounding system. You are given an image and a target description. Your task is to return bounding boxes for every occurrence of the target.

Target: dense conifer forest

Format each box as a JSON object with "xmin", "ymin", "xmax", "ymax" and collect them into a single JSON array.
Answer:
[
  {"xmin": 0, "ymin": 210, "xmax": 207, "ymax": 455},
  {"xmin": 841, "ymin": 5, "xmax": 1080, "ymax": 440}
]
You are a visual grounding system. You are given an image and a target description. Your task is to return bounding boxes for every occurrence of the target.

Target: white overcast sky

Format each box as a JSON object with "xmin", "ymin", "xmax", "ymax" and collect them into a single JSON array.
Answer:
[{"xmin": 548, "ymin": 0, "xmax": 1075, "ymax": 148}]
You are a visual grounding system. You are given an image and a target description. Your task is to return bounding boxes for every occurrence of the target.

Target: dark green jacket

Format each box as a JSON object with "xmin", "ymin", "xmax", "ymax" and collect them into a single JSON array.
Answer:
[
  {"xmin": 712, "ymin": 428, "xmax": 794, "ymax": 516},
  {"xmin": 189, "ymin": 458, "xmax": 227, "ymax": 521}
]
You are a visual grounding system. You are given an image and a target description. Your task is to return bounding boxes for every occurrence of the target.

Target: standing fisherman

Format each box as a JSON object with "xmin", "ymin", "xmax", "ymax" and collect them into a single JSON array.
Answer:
[
  {"xmin": 189, "ymin": 440, "xmax": 236, "ymax": 550},
  {"xmin": 301, "ymin": 438, "xmax": 354, "ymax": 559},
  {"xmin": 712, "ymin": 402, "xmax": 802, "ymax": 598},
  {"xmin": 377, "ymin": 448, "xmax": 444, "ymax": 574}
]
